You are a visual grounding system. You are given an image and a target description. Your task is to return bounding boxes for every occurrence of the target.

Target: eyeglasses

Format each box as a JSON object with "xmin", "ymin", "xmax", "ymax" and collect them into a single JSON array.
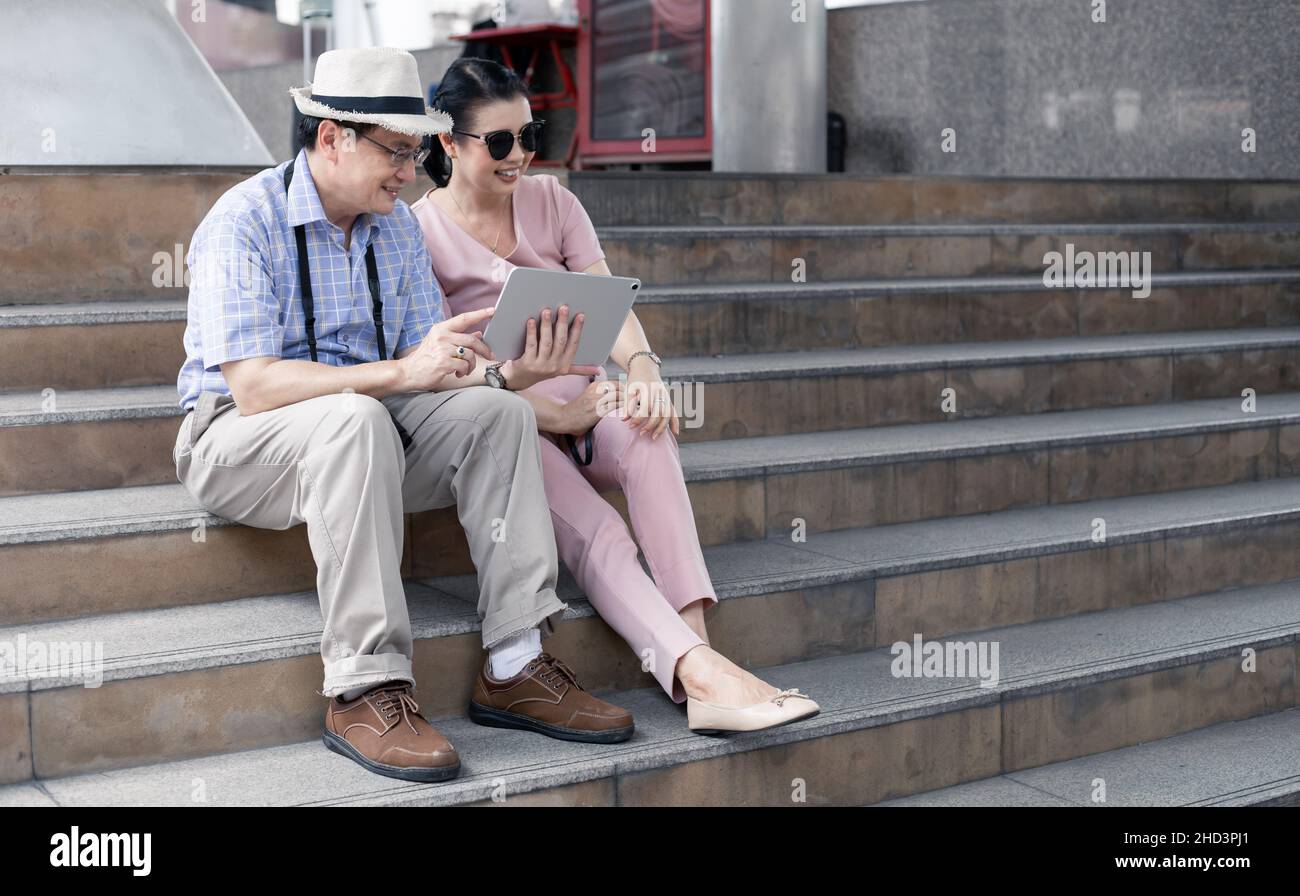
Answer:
[
  {"xmin": 358, "ymin": 132, "xmax": 431, "ymax": 168},
  {"xmin": 452, "ymin": 120, "xmax": 547, "ymax": 161}
]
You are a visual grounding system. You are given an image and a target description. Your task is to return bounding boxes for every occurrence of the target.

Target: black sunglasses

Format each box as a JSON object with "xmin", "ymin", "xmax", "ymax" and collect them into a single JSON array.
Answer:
[{"xmin": 452, "ymin": 120, "xmax": 546, "ymax": 161}]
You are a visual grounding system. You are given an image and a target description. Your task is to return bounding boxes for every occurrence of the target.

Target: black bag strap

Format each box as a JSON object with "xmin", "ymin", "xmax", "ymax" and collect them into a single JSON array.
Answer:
[
  {"xmin": 284, "ymin": 159, "xmax": 319, "ymax": 363},
  {"xmin": 282, "ymin": 157, "xmax": 411, "ymax": 451},
  {"xmin": 561, "ymin": 372, "xmax": 601, "ymax": 465},
  {"xmin": 564, "ymin": 430, "xmax": 594, "ymax": 466},
  {"xmin": 283, "ymin": 158, "xmax": 388, "ymax": 363},
  {"xmin": 364, "ymin": 246, "xmax": 388, "ymax": 361}
]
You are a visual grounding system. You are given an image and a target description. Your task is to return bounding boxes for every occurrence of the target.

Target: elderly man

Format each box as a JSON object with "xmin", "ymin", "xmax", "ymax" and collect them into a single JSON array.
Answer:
[{"xmin": 173, "ymin": 47, "xmax": 632, "ymax": 783}]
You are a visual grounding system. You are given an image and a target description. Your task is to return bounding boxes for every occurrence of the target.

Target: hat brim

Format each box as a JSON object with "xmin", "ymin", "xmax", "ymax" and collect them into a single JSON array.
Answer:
[{"xmin": 289, "ymin": 86, "xmax": 453, "ymax": 137}]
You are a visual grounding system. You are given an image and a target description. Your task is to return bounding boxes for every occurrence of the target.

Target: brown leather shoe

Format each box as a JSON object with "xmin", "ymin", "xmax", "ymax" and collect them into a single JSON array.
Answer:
[
  {"xmin": 323, "ymin": 682, "xmax": 461, "ymax": 782},
  {"xmin": 468, "ymin": 652, "xmax": 635, "ymax": 744}
]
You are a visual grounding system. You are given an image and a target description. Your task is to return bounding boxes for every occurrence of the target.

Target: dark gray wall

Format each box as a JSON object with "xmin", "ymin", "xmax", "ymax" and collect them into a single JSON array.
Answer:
[{"xmin": 827, "ymin": 0, "xmax": 1300, "ymax": 179}]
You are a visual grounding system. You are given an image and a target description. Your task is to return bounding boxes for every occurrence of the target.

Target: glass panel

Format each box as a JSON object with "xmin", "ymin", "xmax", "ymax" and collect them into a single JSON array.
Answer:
[{"xmin": 590, "ymin": 0, "xmax": 707, "ymax": 142}]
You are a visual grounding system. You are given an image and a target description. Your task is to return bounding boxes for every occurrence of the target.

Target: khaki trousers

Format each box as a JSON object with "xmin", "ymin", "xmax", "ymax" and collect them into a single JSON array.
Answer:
[{"xmin": 172, "ymin": 386, "xmax": 568, "ymax": 698}]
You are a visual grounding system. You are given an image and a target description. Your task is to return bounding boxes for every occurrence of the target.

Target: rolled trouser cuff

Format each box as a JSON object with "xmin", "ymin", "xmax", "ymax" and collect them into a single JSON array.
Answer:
[
  {"xmin": 320, "ymin": 651, "xmax": 415, "ymax": 698},
  {"xmin": 481, "ymin": 589, "xmax": 570, "ymax": 650}
]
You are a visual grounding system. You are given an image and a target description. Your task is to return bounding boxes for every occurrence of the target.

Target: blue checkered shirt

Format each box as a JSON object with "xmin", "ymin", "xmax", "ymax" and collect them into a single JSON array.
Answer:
[{"xmin": 176, "ymin": 148, "xmax": 445, "ymax": 412}]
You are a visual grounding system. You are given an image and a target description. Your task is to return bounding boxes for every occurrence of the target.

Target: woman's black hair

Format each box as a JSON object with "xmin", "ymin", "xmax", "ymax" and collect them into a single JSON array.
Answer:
[{"xmin": 423, "ymin": 57, "xmax": 530, "ymax": 187}]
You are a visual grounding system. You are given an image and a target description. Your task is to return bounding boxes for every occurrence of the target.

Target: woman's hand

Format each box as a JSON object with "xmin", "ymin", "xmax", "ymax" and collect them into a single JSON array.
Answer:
[
  {"xmin": 625, "ymin": 358, "xmax": 679, "ymax": 440},
  {"xmin": 553, "ymin": 378, "xmax": 625, "ymax": 436},
  {"xmin": 502, "ymin": 305, "xmax": 604, "ymax": 391}
]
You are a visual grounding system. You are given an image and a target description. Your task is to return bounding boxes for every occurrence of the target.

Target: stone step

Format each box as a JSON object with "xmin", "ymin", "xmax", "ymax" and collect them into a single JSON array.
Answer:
[
  {"xmin": 5, "ymin": 271, "xmax": 1298, "ymax": 391},
  {"xmin": 596, "ymin": 222, "xmax": 1300, "ymax": 285},
  {"xmin": 568, "ymin": 171, "xmax": 1300, "ymax": 227},
  {"xmin": 0, "ymin": 364, "xmax": 1295, "ymax": 538},
  {"xmin": 0, "ymin": 170, "xmax": 258, "ymax": 305},
  {"xmin": 12, "ymin": 218, "xmax": 1298, "ymax": 307},
  {"xmin": 4, "ymin": 329, "xmax": 1296, "ymax": 488},
  {"xmin": 663, "ymin": 328, "xmax": 1300, "ymax": 439},
  {"xmin": 634, "ymin": 270, "xmax": 1300, "ymax": 357},
  {"xmin": 3, "ymin": 578, "xmax": 1296, "ymax": 803},
  {"xmin": 4, "ymin": 478, "xmax": 1300, "ymax": 783},
  {"xmin": 0, "ymin": 300, "xmax": 186, "ymax": 392},
  {"xmin": 2, "ymin": 376, "xmax": 1297, "ymax": 532},
  {"xmin": 9, "ymin": 170, "xmax": 1297, "ymax": 307},
  {"xmin": 874, "ymin": 708, "xmax": 1300, "ymax": 807},
  {"xmin": 6, "ymin": 411, "xmax": 1300, "ymax": 625}
]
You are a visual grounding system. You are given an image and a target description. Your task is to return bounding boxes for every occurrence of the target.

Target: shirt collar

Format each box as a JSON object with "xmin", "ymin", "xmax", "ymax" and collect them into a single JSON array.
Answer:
[
  {"xmin": 285, "ymin": 147, "xmax": 327, "ymax": 228},
  {"xmin": 285, "ymin": 147, "xmax": 378, "ymax": 249}
]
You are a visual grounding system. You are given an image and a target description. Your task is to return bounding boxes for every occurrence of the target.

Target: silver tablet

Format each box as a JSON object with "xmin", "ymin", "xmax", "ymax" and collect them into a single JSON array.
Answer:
[{"xmin": 482, "ymin": 267, "xmax": 641, "ymax": 367}]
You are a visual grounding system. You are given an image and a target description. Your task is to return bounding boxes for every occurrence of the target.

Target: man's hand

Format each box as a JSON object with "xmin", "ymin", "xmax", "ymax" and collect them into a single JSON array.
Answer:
[
  {"xmin": 397, "ymin": 306, "xmax": 496, "ymax": 391},
  {"xmin": 501, "ymin": 305, "xmax": 604, "ymax": 391}
]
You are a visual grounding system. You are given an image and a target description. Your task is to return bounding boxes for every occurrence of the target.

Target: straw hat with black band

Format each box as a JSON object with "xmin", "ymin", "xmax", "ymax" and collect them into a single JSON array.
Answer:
[{"xmin": 289, "ymin": 46, "xmax": 453, "ymax": 138}]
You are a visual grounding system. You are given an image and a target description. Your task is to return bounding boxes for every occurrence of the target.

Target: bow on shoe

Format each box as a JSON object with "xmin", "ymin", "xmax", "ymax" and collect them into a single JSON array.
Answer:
[{"xmin": 771, "ymin": 688, "xmax": 814, "ymax": 706}]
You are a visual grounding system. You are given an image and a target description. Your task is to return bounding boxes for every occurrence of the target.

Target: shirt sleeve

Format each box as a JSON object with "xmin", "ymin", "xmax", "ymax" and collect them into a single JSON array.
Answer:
[
  {"xmin": 394, "ymin": 229, "xmax": 446, "ymax": 355},
  {"xmin": 553, "ymin": 178, "xmax": 606, "ymax": 272},
  {"xmin": 189, "ymin": 213, "xmax": 284, "ymax": 372}
]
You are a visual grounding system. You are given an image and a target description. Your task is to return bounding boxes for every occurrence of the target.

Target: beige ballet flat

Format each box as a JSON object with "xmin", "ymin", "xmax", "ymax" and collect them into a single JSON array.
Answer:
[{"xmin": 686, "ymin": 687, "xmax": 820, "ymax": 734}]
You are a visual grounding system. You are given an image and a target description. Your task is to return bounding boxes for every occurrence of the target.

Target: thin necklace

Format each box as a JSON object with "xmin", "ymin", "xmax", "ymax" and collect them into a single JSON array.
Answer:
[{"xmin": 446, "ymin": 185, "xmax": 509, "ymax": 256}]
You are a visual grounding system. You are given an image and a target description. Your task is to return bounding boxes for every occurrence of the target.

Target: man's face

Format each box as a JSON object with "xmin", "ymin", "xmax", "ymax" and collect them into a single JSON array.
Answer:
[{"xmin": 317, "ymin": 122, "xmax": 419, "ymax": 218}]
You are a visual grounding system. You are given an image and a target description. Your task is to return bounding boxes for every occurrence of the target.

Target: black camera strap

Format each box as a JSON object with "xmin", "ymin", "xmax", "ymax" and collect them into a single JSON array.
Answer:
[
  {"xmin": 564, "ymin": 430, "xmax": 594, "ymax": 466},
  {"xmin": 283, "ymin": 157, "xmax": 412, "ymax": 450}
]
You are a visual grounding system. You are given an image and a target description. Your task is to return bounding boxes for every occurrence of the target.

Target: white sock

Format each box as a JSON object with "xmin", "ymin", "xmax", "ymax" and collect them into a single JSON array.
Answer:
[{"xmin": 489, "ymin": 628, "xmax": 542, "ymax": 680}]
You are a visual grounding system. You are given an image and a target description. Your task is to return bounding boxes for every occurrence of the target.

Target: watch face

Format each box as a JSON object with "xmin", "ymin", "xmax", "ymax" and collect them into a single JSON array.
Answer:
[{"xmin": 485, "ymin": 366, "xmax": 504, "ymax": 388}]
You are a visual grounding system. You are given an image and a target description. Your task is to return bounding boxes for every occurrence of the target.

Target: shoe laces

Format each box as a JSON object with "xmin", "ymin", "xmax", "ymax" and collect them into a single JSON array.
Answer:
[
  {"xmin": 527, "ymin": 652, "xmax": 581, "ymax": 692},
  {"xmin": 372, "ymin": 684, "xmax": 423, "ymax": 735}
]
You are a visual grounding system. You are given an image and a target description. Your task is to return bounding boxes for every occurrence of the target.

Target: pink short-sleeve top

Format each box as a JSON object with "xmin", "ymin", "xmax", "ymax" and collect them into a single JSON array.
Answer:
[{"xmin": 410, "ymin": 173, "xmax": 608, "ymax": 405}]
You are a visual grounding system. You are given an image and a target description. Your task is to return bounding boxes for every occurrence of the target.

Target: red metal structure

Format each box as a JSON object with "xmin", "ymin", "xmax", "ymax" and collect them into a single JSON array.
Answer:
[
  {"xmin": 575, "ymin": 0, "xmax": 711, "ymax": 167},
  {"xmin": 451, "ymin": 1, "xmax": 711, "ymax": 170}
]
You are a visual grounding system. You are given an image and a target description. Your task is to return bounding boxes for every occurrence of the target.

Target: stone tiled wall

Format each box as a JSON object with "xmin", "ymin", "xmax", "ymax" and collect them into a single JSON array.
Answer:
[
  {"xmin": 216, "ymin": 0, "xmax": 1298, "ymax": 179},
  {"xmin": 826, "ymin": 0, "xmax": 1300, "ymax": 178}
]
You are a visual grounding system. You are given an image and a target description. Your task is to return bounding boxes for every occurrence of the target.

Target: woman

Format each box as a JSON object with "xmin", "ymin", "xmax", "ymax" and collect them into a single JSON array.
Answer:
[{"xmin": 412, "ymin": 58, "xmax": 818, "ymax": 734}]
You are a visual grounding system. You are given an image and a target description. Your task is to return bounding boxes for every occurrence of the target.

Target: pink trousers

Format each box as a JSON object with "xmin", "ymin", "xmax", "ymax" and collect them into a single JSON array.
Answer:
[{"xmin": 529, "ymin": 374, "xmax": 717, "ymax": 702}]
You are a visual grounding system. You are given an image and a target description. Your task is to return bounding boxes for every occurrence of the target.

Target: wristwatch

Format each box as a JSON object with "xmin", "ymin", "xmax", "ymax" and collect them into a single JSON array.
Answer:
[
  {"xmin": 628, "ymin": 349, "xmax": 661, "ymax": 368},
  {"xmin": 484, "ymin": 362, "xmax": 510, "ymax": 390}
]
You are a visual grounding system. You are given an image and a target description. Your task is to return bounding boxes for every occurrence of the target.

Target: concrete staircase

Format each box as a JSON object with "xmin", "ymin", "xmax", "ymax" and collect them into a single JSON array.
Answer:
[{"xmin": 3, "ymin": 171, "xmax": 1300, "ymax": 805}]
